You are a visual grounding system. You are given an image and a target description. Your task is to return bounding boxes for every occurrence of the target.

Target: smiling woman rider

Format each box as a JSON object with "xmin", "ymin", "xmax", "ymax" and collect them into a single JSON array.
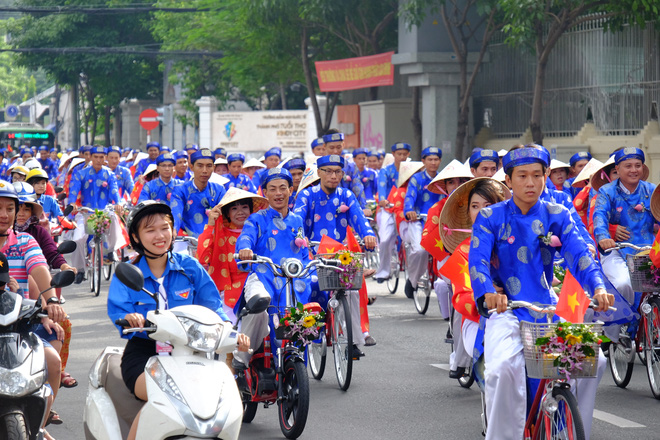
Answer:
[{"xmin": 107, "ymin": 200, "xmax": 249, "ymax": 440}]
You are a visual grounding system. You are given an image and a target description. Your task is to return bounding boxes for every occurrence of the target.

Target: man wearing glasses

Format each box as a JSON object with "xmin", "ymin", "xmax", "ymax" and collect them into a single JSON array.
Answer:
[{"xmin": 138, "ymin": 152, "xmax": 183, "ymax": 204}]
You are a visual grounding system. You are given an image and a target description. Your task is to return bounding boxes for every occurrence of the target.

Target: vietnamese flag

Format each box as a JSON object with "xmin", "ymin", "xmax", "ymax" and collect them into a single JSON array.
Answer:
[
  {"xmin": 317, "ymin": 235, "xmax": 346, "ymax": 255},
  {"xmin": 347, "ymin": 227, "xmax": 371, "ymax": 333},
  {"xmin": 439, "ymin": 249, "xmax": 471, "ymax": 292},
  {"xmin": 555, "ymin": 270, "xmax": 590, "ymax": 324},
  {"xmin": 650, "ymin": 229, "xmax": 660, "ymax": 268}
]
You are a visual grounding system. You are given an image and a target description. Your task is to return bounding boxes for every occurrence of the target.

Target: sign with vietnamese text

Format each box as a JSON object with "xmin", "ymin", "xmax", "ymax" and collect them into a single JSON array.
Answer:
[
  {"xmin": 212, "ymin": 111, "xmax": 308, "ymax": 152},
  {"xmin": 315, "ymin": 52, "xmax": 394, "ymax": 92}
]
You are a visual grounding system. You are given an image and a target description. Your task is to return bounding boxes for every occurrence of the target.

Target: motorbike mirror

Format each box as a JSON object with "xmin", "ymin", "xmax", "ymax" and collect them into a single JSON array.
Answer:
[
  {"xmin": 54, "ymin": 186, "xmax": 64, "ymax": 194},
  {"xmin": 51, "ymin": 270, "xmax": 75, "ymax": 288},
  {"xmin": 62, "ymin": 204, "xmax": 73, "ymax": 216},
  {"xmin": 58, "ymin": 193, "xmax": 68, "ymax": 202},
  {"xmin": 57, "ymin": 240, "xmax": 77, "ymax": 254},
  {"xmin": 116, "ymin": 262, "xmax": 145, "ymax": 291},
  {"xmin": 246, "ymin": 292, "xmax": 271, "ymax": 314}
]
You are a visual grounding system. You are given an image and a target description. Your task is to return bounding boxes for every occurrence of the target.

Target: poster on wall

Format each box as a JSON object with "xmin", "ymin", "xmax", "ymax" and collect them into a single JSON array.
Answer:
[{"xmin": 212, "ymin": 111, "xmax": 308, "ymax": 153}]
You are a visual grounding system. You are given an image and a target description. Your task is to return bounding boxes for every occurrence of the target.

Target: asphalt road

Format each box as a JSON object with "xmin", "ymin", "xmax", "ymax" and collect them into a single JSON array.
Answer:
[{"xmin": 47, "ymin": 276, "xmax": 660, "ymax": 440}]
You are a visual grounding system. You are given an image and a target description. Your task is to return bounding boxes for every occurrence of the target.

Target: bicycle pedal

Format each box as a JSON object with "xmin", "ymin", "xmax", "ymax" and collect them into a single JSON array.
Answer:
[{"xmin": 445, "ymin": 338, "xmax": 454, "ymax": 344}]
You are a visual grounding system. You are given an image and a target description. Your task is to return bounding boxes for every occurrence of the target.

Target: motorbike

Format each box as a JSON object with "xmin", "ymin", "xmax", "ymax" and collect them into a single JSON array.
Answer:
[
  {"xmin": 83, "ymin": 262, "xmax": 270, "ymax": 440},
  {"xmin": 0, "ymin": 269, "xmax": 75, "ymax": 440}
]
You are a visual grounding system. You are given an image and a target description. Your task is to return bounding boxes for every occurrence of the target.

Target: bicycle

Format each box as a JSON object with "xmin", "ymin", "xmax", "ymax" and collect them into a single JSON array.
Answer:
[
  {"xmin": 173, "ymin": 235, "xmax": 199, "ymax": 257},
  {"xmin": 79, "ymin": 205, "xmax": 116, "ymax": 297},
  {"xmin": 387, "ymin": 236, "xmax": 406, "ymax": 294},
  {"xmin": 605, "ymin": 242, "xmax": 660, "ymax": 399},
  {"xmin": 308, "ymin": 251, "xmax": 365, "ymax": 391},
  {"xmin": 444, "ymin": 298, "xmax": 475, "ymax": 388},
  {"xmin": 483, "ymin": 300, "xmax": 607, "ymax": 440},
  {"xmin": 234, "ymin": 253, "xmax": 335, "ymax": 438}
]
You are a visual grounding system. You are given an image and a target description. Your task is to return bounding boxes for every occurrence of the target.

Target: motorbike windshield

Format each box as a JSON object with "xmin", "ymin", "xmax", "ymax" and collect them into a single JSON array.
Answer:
[
  {"xmin": 0, "ymin": 333, "xmax": 28, "ymax": 369},
  {"xmin": 0, "ymin": 291, "xmax": 17, "ymax": 316}
]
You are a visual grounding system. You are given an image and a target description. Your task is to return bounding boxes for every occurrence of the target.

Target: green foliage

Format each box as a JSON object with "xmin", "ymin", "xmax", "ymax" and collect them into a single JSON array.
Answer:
[{"xmin": 0, "ymin": 34, "xmax": 43, "ymax": 107}]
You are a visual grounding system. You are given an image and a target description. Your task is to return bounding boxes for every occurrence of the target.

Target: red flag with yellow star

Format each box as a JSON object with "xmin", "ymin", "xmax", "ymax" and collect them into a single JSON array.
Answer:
[
  {"xmin": 555, "ymin": 270, "xmax": 590, "ymax": 324},
  {"xmin": 650, "ymin": 229, "xmax": 660, "ymax": 268},
  {"xmin": 317, "ymin": 235, "xmax": 346, "ymax": 255},
  {"xmin": 438, "ymin": 248, "xmax": 471, "ymax": 293},
  {"xmin": 420, "ymin": 199, "xmax": 449, "ymax": 264},
  {"xmin": 346, "ymin": 227, "xmax": 370, "ymax": 333}
]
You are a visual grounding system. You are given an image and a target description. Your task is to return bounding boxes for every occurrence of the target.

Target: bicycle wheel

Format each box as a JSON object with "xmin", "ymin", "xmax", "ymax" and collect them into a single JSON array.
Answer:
[
  {"xmin": 278, "ymin": 360, "xmax": 309, "ymax": 439},
  {"xmin": 458, "ymin": 365, "xmax": 475, "ymax": 389},
  {"xmin": 331, "ymin": 293, "xmax": 353, "ymax": 391},
  {"xmin": 103, "ymin": 259, "xmax": 113, "ymax": 281},
  {"xmin": 538, "ymin": 386, "xmax": 585, "ymax": 440},
  {"xmin": 386, "ymin": 254, "xmax": 399, "ymax": 294},
  {"xmin": 93, "ymin": 240, "xmax": 102, "ymax": 296},
  {"xmin": 644, "ymin": 297, "xmax": 660, "ymax": 399},
  {"xmin": 309, "ymin": 331, "xmax": 327, "ymax": 380},
  {"xmin": 609, "ymin": 339, "xmax": 634, "ymax": 388}
]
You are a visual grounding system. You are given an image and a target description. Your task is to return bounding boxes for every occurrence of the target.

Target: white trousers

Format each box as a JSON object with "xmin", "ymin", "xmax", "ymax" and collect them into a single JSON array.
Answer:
[
  {"xmin": 600, "ymin": 249, "xmax": 633, "ymax": 342},
  {"xmin": 400, "ymin": 221, "xmax": 427, "ymax": 288},
  {"xmin": 374, "ymin": 210, "xmax": 396, "ymax": 279},
  {"xmin": 68, "ymin": 211, "xmax": 123, "ymax": 271},
  {"xmin": 345, "ymin": 290, "xmax": 365, "ymax": 347},
  {"xmin": 484, "ymin": 311, "xmax": 605, "ymax": 440},
  {"xmin": 234, "ymin": 273, "xmax": 270, "ymax": 365},
  {"xmin": 434, "ymin": 256, "xmax": 451, "ymax": 319},
  {"xmin": 449, "ymin": 309, "xmax": 472, "ymax": 370}
]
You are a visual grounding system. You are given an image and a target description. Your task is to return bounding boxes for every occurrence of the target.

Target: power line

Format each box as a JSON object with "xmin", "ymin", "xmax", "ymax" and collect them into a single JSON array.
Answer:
[
  {"xmin": 0, "ymin": 6, "xmax": 210, "ymax": 14},
  {"xmin": 0, "ymin": 47, "xmax": 223, "ymax": 58}
]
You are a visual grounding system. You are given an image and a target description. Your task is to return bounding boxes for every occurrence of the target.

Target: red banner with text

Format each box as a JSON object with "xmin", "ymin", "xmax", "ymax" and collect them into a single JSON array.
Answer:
[{"xmin": 315, "ymin": 52, "xmax": 394, "ymax": 92}]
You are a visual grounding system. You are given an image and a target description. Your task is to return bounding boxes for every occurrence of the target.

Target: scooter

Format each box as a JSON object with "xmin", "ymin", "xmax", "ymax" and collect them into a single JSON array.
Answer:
[
  {"xmin": 83, "ymin": 262, "xmax": 271, "ymax": 440},
  {"xmin": 0, "ymin": 268, "xmax": 75, "ymax": 440}
]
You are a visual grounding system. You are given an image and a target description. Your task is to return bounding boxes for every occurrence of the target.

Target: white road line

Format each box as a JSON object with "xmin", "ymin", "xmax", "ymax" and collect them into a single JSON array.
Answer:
[
  {"xmin": 401, "ymin": 317, "xmax": 447, "ymax": 322},
  {"xmin": 431, "ymin": 363, "xmax": 451, "ymax": 371},
  {"xmin": 593, "ymin": 409, "xmax": 645, "ymax": 428}
]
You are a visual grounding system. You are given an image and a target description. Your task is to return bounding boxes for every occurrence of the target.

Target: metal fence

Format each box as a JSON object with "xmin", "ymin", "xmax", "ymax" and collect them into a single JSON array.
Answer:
[{"xmin": 473, "ymin": 22, "xmax": 660, "ymax": 138}]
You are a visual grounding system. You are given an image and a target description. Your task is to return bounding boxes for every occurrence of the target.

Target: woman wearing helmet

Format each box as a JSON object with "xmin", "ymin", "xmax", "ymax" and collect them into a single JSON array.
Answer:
[
  {"xmin": 27, "ymin": 168, "xmax": 63, "ymax": 220},
  {"xmin": 107, "ymin": 200, "xmax": 249, "ymax": 440}
]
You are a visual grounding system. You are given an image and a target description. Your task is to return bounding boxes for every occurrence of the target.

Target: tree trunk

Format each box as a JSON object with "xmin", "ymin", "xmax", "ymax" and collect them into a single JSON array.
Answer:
[
  {"xmin": 280, "ymin": 83, "xmax": 287, "ymax": 110},
  {"xmin": 301, "ymin": 27, "xmax": 323, "ymax": 136},
  {"xmin": 456, "ymin": 107, "xmax": 470, "ymax": 159},
  {"xmin": 411, "ymin": 87, "xmax": 422, "ymax": 153},
  {"xmin": 114, "ymin": 105, "xmax": 122, "ymax": 147},
  {"xmin": 530, "ymin": 57, "xmax": 547, "ymax": 145},
  {"xmin": 104, "ymin": 105, "xmax": 111, "ymax": 146}
]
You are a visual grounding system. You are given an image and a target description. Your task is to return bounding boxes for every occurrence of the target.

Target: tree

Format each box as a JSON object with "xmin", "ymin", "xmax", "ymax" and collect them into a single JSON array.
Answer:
[
  {"xmin": 499, "ymin": 0, "xmax": 660, "ymax": 144},
  {"xmin": 402, "ymin": 0, "xmax": 502, "ymax": 159}
]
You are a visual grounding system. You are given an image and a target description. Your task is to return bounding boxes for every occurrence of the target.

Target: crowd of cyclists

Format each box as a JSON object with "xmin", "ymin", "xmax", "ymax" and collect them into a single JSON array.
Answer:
[{"xmin": 0, "ymin": 133, "xmax": 657, "ymax": 439}]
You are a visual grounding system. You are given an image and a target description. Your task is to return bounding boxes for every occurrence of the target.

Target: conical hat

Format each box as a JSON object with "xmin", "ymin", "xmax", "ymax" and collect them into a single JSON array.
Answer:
[
  {"xmin": 133, "ymin": 152, "xmax": 148, "ymax": 166},
  {"xmin": 397, "ymin": 161, "xmax": 424, "ymax": 187},
  {"xmin": 381, "ymin": 153, "xmax": 394, "ymax": 168},
  {"xmin": 218, "ymin": 187, "xmax": 268, "ymax": 213},
  {"xmin": 571, "ymin": 158, "xmax": 603, "ymax": 187},
  {"xmin": 65, "ymin": 158, "xmax": 85, "ymax": 175},
  {"xmin": 651, "ymin": 185, "xmax": 660, "ymax": 222},
  {"xmin": 492, "ymin": 167, "xmax": 506, "ymax": 183},
  {"xmin": 591, "ymin": 155, "xmax": 650, "ymax": 191},
  {"xmin": 209, "ymin": 172, "xmax": 229, "ymax": 185},
  {"xmin": 243, "ymin": 158, "xmax": 266, "ymax": 169},
  {"xmin": 297, "ymin": 165, "xmax": 319, "ymax": 192},
  {"xmin": 498, "ymin": 149, "xmax": 508, "ymax": 157},
  {"xmin": 439, "ymin": 177, "xmax": 512, "ymax": 254},
  {"xmin": 144, "ymin": 163, "xmax": 158, "ymax": 178},
  {"xmin": 57, "ymin": 153, "xmax": 71, "ymax": 171},
  {"xmin": 463, "ymin": 157, "xmax": 471, "ymax": 167},
  {"xmin": 549, "ymin": 159, "xmax": 570, "ymax": 170},
  {"xmin": 428, "ymin": 160, "xmax": 473, "ymax": 195}
]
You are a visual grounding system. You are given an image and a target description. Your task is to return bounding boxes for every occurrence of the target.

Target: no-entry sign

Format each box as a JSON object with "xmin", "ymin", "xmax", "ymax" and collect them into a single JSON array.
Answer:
[{"xmin": 139, "ymin": 109, "xmax": 159, "ymax": 131}]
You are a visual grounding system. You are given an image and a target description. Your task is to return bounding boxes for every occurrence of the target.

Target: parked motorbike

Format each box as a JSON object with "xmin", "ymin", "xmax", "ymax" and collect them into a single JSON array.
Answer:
[{"xmin": 83, "ymin": 262, "xmax": 270, "ymax": 440}]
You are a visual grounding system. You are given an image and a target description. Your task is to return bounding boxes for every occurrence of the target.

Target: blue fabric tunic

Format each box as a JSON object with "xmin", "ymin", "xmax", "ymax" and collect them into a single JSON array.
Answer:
[
  {"xmin": 36, "ymin": 194, "xmax": 63, "ymax": 219},
  {"xmin": 293, "ymin": 184, "xmax": 375, "ymax": 244},
  {"xmin": 593, "ymin": 179, "xmax": 657, "ymax": 258},
  {"xmin": 38, "ymin": 158, "xmax": 58, "ymax": 180},
  {"xmin": 356, "ymin": 166, "xmax": 377, "ymax": 201},
  {"xmin": 404, "ymin": 170, "xmax": 442, "ymax": 219},
  {"xmin": 111, "ymin": 165, "xmax": 135, "ymax": 198},
  {"xmin": 222, "ymin": 173, "xmax": 257, "ymax": 193},
  {"xmin": 340, "ymin": 161, "xmax": 367, "ymax": 208},
  {"xmin": 68, "ymin": 165, "xmax": 119, "ymax": 209},
  {"xmin": 133, "ymin": 157, "xmax": 156, "ymax": 178},
  {"xmin": 138, "ymin": 177, "xmax": 183, "ymax": 205},
  {"xmin": 469, "ymin": 198, "xmax": 605, "ymax": 324},
  {"xmin": 236, "ymin": 207, "xmax": 312, "ymax": 310},
  {"xmin": 377, "ymin": 163, "xmax": 398, "ymax": 200},
  {"xmin": 170, "ymin": 180, "xmax": 226, "ymax": 237},
  {"xmin": 540, "ymin": 187, "xmax": 594, "ymax": 246}
]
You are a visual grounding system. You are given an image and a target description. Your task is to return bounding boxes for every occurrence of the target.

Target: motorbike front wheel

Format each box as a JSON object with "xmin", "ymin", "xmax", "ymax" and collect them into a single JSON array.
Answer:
[
  {"xmin": 1, "ymin": 412, "xmax": 28, "ymax": 440},
  {"xmin": 278, "ymin": 360, "xmax": 309, "ymax": 439}
]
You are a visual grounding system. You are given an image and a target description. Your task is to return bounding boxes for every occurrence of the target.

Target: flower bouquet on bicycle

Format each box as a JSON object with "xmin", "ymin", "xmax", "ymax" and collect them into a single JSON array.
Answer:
[
  {"xmin": 277, "ymin": 302, "xmax": 325, "ymax": 346},
  {"xmin": 85, "ymin": 208, "xmax": 112, "ymax": 237}
]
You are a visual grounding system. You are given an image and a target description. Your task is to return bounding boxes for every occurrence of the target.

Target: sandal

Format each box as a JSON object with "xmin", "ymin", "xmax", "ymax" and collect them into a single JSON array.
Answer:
[
  {"xmin": 46, "ymin": 410, "xmax": 63, "ymax": 426},
  {"xmin": 60, "ymin": 372, "xmax": 78, "ymax": 388}
]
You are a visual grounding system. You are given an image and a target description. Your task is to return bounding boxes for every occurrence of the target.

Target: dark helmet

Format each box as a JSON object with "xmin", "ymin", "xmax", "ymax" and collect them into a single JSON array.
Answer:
[{"xmin": 126, "ymin": 201, "xmax": 174, "ymax": 257}]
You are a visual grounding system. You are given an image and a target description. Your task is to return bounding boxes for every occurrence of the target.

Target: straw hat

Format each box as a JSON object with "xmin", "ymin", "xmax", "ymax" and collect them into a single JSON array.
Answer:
[
  {"xmin": 214, "ymin": 157, "xmax": 228, "ymax": 165},
  {"xmin": 397, "ymin": 161, "xmax": 424, "ymax": 187},
  {"xmin": 143, "ymin": 163, "xmax": 158, "ymax": 179},
  {"xmin": 243, "ymin": 158, "xmax": 266, "ymax": 169},
  {"xmin": 549, "ymin": 159, "xmax": 570, "ymax": 171},
  {"xmin": 498, "ymin": 149, "xmax": 508, "ymax": 157},
  {"xmin": 217, "ymin": 187, "xmax": 268, "ymax": 227},
  {"xmin": 65, "ymin": 158, "xmax": 85, "ymax": 175},
  {"xmin": 591, "ymin": 155, "xmax": 650, "ymax": 191},
  {"xmin": 208, "ymin": 172, "xmax": 229, "ymax": 185},
  {"xmin": 57, "ymin": 153, "xmax": 70, "ymax": 171},
  {"xmin": 492, "ymin": 167, "xmax": 506, "ymax": 183},
  {"xmin": 439, "ymin": 177, "xmax": 512, "ymax": 254},
  {"xmin": 381, "ymin": 153, "xmax": 394, "ymax": 169},
  {"xmin": 133, "ymin": 152, "xmax": 148, "ymax": 166},
  {"xmin": 297, "ymin": 165, "xmax": 320, "ymax": 193},
  {"xmin": 463, "ymin": 157, "xmax": 471, "ymax": 167},
  {"xmin": 571, "ymin": 157, "xmax": 603, "ymax": 188},
  {"xmin": 651, "ymin": 185, "xmax": 660, "ymax": 222},
  {"xmin": 428, "ymin": 159, "xmax": 473, "ymax": 195}
]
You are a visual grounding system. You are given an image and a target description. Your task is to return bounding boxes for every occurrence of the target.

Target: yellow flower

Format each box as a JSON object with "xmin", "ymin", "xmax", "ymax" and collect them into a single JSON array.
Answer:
[
  {"xmin": 302, "ymin": 316, "xmax": 316, "ymax": 328},
  {"xmin": 338, "ymin": 252, "xmax": 353, "ymax": 265},
  {"xmin": 565, "ymin": 334, "xmax": 582, "ymax": 346}
]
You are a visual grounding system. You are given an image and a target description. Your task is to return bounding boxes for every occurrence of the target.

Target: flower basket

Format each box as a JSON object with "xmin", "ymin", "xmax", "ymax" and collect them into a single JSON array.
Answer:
[
  {"xmin": 85, "ymin": 209, "xmax": 112, "ymax": 237},
  {"xmin": 521, "ymin": 321, "xmax": 605, "ymax": 380},
  {"xmin": 626, "ymin": 252, "xmax": 659, "ymax": 293},
  {"xmin": 316, "ymin": 251, "xmax": 364, "ymax": 291},
  {"xmin": 276, "ymin": 302, "xmax": 325, "ymax": 346}
]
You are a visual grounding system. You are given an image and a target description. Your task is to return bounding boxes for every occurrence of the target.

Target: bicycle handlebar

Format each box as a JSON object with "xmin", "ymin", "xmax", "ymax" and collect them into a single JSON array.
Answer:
[
  {"xmin": 488, "ymin": 299, "xmax": 616, "ymax": 315},
  {"xmin": 233, "ymin": 253, "xmax": 336, "ymax": 279},
  {"xmin": 603, "ymin": 242, "xmax": 651, "ymax": 253}
]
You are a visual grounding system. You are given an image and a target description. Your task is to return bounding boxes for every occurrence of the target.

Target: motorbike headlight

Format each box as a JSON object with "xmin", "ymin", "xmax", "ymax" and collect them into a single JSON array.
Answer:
[
  {"xmin": 0, "ymin": 367, "xmax": 41, "ymax": 397},
  {"xmin": 178, "ymin": 317, "xmax": 223, "ymax": 353},
  {"xmin": 147, "ymin": 357, "xmax": 186, "ymax": 404}
]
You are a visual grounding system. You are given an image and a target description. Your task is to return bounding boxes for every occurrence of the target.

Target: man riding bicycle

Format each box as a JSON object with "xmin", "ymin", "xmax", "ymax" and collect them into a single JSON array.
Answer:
[{"xmin": 469, "ymin": 146, "xmax": 613, "ymax": 440}]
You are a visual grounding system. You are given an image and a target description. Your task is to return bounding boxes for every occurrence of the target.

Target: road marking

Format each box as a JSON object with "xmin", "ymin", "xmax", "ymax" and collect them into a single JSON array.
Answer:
[
  {"xmin": 593, "ymin": 409, "xmax": 645, "ymax": 428},
  {"xmin": 431, "ymin": 363, "xmax": 451, "ymax": 371},
  {"xmin": 401, "ymin": 317, "xmax": 447, "ymax": 322}
]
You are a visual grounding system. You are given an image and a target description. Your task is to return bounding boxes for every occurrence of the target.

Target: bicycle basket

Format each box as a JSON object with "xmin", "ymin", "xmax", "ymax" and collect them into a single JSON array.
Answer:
[
  {"xmin": 626, "ymin": 252, "xmax": 658, "ymax": 292},
  {"xmin": 316, "ymin": 252, "xmax": 364, "ymax": 291},
  {"xmin": 520, "ymin": 321, "xmax": 602, "ymax": 379}
]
